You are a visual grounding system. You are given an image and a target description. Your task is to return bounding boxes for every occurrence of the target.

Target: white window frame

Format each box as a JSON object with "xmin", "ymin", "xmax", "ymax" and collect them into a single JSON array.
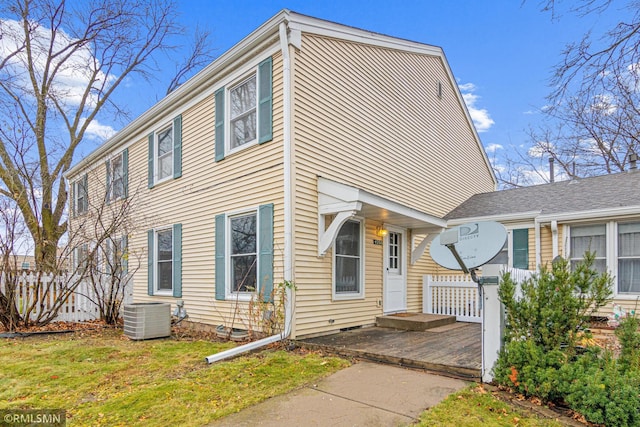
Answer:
[
  {"xmin": 225, "ymin": 208, "xmax": 259, "ymax": 300},
  {"xmin": 73, "ymin": 178, "xmax": 88, "ymax": 216},
  {"xmin": 615, "ymin": 221, "xmax": 640, "ymax": 296},
  {"xmin": 332, "ymin": 217, "xmax": 365, "ymax": 300},
  {"xmin": 106, "ymin": 235, "xmax": 127, "ymax": 277},
  {"xmin": 73, "ymin": 243, "xmax": 89, "ymax": 272},
  {"xmin": 226, "ymin": 71, "xmax": 259, "ymax": 156},
  {"xmin": 154, "ymin": 123, "xmax": 174, "ymax": 185},
  {"xmin": 566, "ymin": 221, "xmax": 640, "ymax": 298},
  {"xmin": 108, "ymin": 151, "xmax": 126, "ymax": 201},
  {"xmin": 154, "ymin": 227, "xmax": 173, "ymax": 295}
]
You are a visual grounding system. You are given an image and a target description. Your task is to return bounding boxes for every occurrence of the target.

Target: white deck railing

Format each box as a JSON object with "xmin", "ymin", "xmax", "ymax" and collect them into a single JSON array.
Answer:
[{"xmin": 423, "ymin": 268, "xmax": 534, "ymax": 323}]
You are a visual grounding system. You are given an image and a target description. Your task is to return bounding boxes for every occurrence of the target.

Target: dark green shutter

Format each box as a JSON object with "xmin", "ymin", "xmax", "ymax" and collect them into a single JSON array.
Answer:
[
  {"xmin": 122, "ymin": 235, "xmax": 129, "ymax": 275},
  {"xmin": 173, "ymin": 223, "xmax": 182, "ymax": 298},
  {"xmin": 147, "ymin": 230, "xmax": 154, "ymax": 295},
  {"xmin": 258, "ymin": 204, "xmax": 274, "ymax": 302},
  {"xmin": 214, "ymin": 87, "xmax": 225, "ymax": 162},
  {"xmin": 173, "ymin": 115, "xmax": 182, "ymax": 179},
  {"xmin": 122, "ymin": 148, "xmax": 129, "ymax": 199},
  {"xmin": 147, "ymin": 133, "xmax": 154, "ymax": 189},
  {"xmin": 513, "ymin": 229, "xmax": 529, "ymax": 269},
  {"xmin": 258, "ymin": 57, "xmax": 273, "ymax": 144},
  {"xmin": 215, "ymin": 214, "xmax": 226, "ymax": 300},
  {"xmin": 105, "ymin": 159, "xmax": 111, "ymax": 204}
]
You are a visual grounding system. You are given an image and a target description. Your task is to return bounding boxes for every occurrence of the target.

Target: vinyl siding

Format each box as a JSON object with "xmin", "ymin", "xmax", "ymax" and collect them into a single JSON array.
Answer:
[{"xmin": 290, "ymin": 34, "xmax": 495, "ymax": 337}]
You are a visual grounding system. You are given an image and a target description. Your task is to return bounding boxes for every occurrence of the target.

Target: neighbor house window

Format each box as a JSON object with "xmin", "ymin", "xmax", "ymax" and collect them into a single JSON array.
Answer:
[
  {"xmin": 230, "ymin": 75, "xmax": 257, "ymax": 150},
  {"xmin": 73, "ymin": 174, "xmax": 88, "ymax": 216},
  {"xmin": 618, "ymin": 222, "xmax": 640, "ymax": 294},
  {"xmin": 229, "ymin": 212, "xmax": 257, "ymax": 293},
  {"xmin": 147, "ymin": 224, "xmax": 182, "ymax": 297},
  {"xmin": 334, "ymin": 219, "xmax": 364, "ymax": 298},
  {"xmin": 21, "ymin": 262, "xmax": 30, "ymax": 270},
  {"xmin": 569, "ymin": 224, "xmax": 607, "ymax": 273},
  {"xmin": 107, "ymin": 150, "xmax": 128, "ymax": 201}
]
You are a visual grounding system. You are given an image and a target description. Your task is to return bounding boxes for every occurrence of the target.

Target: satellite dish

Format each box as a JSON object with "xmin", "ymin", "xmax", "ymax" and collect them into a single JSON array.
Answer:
[{"xmin": 430, "ymin": 221, "xmax": 507, "ymax": 271}]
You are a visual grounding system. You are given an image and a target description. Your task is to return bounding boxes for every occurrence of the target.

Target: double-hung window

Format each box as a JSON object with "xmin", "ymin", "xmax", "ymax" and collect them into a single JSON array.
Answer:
[
  {"xmin": 214, "ymin": 57, "xmax": 273, "ymax": 161},
  {"xmin": 229, "ymin": 212, "xmax": 257, "ymax": 293},
  {"xmin": 73, "ymin": 174, "xmax": 88, "ymax": 216},
  {"xmin": 147, "ymin": 116, "xmax": 182, "ymax": 188},
  {"xmin": 215, "ymin": 204, "xmax": 274, "ymax": 301},
  {"xmin": 74, "ymin": 243, "xmax": 89, "ymax": 272},
  {"xmin": 106, "ymin": 149, "xmax": 128, "ymax": 202},
  {"xmin": 334, "ymin": 219, "xmax": 364, "ymax": 299},
  {"xmin": 147, "ymin": 224, "xmax": 182, "ymax": 297},
  {"xmin": 569, "ymin": 224, "xmax": 607, "ymax": 273},
  {"xmin": 618, "ymin": 222, "xmax": 640, "ymax": 294},
  {"xmin": 106, "ymin": 235, "xmax": 128, "ymax": 277}
]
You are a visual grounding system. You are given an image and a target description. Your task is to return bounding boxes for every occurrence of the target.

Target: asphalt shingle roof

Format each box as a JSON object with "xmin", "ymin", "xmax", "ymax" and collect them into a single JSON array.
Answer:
[{"xmin": 445, "ymin": 171, "xmax": 640, "ymax": 220}]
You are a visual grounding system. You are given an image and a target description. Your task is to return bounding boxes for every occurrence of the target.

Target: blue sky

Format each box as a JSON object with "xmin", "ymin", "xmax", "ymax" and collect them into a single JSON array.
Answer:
[{"xmin": 71, "ymin": 1, "xmax": 627, "ymax": 170}]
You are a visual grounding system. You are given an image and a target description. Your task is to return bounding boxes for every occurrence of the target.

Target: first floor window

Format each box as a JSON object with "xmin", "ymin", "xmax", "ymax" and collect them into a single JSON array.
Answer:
[
  {"xmin": 106, "ymin": 236, "xmax": 127, "ymax": 277},
  {"xmin": 21, "ymin": 262, "xmax": 30, "ymax": 270},
  {"xmin": 618, "ymin": 222, "xmax": 640, "ymax": 294},
  {"xmin": 570, "ymin": 224, "xmax": 607, "ymax": 273},
  {"xmin": 156, "ymin": 228, "xmax": 173, "ymax": 292},
  {"xmin": 334, "ymin": 219, "xmax": 363, "ymax": 296},
  {"xmin": 74, "ymin": 243, "xmax": 89, "ymax": 272},
  {"xmin": 229, "ymin": 212, "xmax": 257, "ymax": 293}
]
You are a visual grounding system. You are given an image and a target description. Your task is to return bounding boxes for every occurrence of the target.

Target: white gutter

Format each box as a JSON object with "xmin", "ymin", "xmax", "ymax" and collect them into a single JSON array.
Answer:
[{"xmin": 206, "ymin": 20, "xmax": 293, "ymax": 364}]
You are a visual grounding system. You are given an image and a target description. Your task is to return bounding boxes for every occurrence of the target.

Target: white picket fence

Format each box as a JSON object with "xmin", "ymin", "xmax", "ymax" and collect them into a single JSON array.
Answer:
[
  {"xmin": 423, "ymin": 267, "xmax": 534, "ymax": 323},
  {"xmin": 0, "ymin": 272, "xmax": 133, "ymax": 323}
]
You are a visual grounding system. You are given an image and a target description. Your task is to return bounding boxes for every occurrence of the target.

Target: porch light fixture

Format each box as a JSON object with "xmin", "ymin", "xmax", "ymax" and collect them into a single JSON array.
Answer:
[{"xmin": 376, "ymin": 226, "xmax": 388, "ymax": 237}]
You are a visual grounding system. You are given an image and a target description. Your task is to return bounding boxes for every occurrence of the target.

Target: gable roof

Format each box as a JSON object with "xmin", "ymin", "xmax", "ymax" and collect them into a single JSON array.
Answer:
[{"xmin": 445, "ymin": 171, "xmax": 640, "ymax": 221}]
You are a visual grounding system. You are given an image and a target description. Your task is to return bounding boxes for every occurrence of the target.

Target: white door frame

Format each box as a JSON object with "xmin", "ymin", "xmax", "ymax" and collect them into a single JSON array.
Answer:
[{"xmin": 383, "ymin": 225, "xmax": 407, "ymax": 314}]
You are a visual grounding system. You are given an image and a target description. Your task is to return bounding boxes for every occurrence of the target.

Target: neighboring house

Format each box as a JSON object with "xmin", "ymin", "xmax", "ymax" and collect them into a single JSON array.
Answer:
[
  {"xmin": 65, "ymin": 10, "xmax": 496, "ymax": 339},
  {"xmin": 445, "ymin": 170, "xmax": 640, "ymax": 313}
]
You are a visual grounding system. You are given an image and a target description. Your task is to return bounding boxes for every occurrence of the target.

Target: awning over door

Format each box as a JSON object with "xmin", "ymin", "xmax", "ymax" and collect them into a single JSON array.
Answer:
[{"xmin": 317, "ymin": 177, "xmax": 446, "ymax": 263}]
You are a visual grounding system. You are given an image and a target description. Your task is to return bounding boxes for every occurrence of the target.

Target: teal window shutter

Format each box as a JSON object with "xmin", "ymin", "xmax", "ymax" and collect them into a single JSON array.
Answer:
[
  {"xmin": 215, "ymin": 214, "xmax": 226, "ymax": 300},
  {"xmin": 105, "ymin": 159, "xmax": 111, "ymax": 204},
  {"xmin": 147, "ymin": 133, "xmax": 154, "ymax": 188},
  {"xmin": 258, "ymin": 57, "xmax": 273, "ymax": 144},
  {"xmin": 70, "ymin": 181, "xmax": 75, "ymax": 217},
  {"xmin": 513, "ymin": 229, "xmax": 529, "ymax": 269},
  {"xmin": 173, "ymin": 223, "xmax": 182, "ymax": 298},
  {"xmin": 123, "ymin": 148, "xmax": 129, "ymax": 199},
  {"xmin": 173, "ymin": 115, "xmax": 182, "ymax": 178},
  {"xmin": 122, "ymin": 235, "xmax": 129, "ymax": 275},
  {"xmin": 258, "ymin": 204, "xmax": 274, "ymax": 302},
  {"xmin": 214, "ymin": 87, "xmax": 225, "ymax": 162},
  {"xmin": 147, "ymin": 230, "xmax": 154, "ymax": 295}
]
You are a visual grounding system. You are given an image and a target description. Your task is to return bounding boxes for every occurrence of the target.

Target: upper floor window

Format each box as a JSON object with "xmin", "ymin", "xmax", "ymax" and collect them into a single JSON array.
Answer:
[
  {"xmin": 72, "ymin": 174, "xmax": 88, "ymax": 216},
  {"xmin": 214, "ymin": 57, "xmax": 272, "ymax": 161},
  {"xmin": 230, "ymin": 75, "xmax": 257, "ymax": 150},
  {"xmin": 334, "ymin": 219, "xmax": 364, "ymax": 299},
  {"xmin": 147, "ymin": 115, "xmax": 182, "ymax": 189},
  {"xmin": 107, "ymin": 149, "xmax": 128, "ymax": 202}
]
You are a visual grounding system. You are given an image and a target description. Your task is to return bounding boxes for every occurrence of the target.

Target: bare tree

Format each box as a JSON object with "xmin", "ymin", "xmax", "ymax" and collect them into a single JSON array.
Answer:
[{"xmin": 0, "ymin": 0, "xmax": 212, "ymax": 271}]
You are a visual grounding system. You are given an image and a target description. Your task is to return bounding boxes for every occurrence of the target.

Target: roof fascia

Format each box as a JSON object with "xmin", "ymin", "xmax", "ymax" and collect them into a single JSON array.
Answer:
[
  {"xmin": 536, "ymin": 205, "xmax": 640, "ymax": 223},
  {"xmin": 446, "ymin": 211, "xmax": 541, "ymax": 226}
]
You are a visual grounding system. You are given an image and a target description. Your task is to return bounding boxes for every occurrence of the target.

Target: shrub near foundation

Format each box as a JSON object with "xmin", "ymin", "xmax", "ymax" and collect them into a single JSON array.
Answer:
[{"xmin": 493, "ymin": 254, "xmax": 640, "ymax": 426}]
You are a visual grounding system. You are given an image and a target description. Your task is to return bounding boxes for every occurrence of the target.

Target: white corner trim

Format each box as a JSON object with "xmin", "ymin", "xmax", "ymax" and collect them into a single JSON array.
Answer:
[{"xmin": 551, "ymin": 220, "xmax": 558, "ymax": 259}]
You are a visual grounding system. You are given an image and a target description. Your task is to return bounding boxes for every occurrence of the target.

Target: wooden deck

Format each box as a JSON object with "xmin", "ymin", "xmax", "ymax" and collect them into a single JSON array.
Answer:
[{"xmin": 298, "ymin": 322, "xmax": 481, "ymax": 380}]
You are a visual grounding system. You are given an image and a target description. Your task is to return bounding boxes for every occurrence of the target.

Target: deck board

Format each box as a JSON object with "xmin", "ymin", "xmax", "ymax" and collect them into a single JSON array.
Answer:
[{"xmin": 298, "ymin": 322, "xmax": 482, "ymax": 380}]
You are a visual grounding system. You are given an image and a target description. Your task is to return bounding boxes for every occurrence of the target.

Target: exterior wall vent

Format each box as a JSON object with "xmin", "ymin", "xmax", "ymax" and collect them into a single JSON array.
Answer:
[{"xmin": 124, "ymin": 302, "xmax": 171, "ymax": 340}]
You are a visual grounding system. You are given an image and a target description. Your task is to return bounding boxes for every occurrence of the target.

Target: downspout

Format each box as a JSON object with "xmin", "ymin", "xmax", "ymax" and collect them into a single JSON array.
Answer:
[{"xmin": 206, "ymin": 21, "xmax": 293, "ymax": 364}]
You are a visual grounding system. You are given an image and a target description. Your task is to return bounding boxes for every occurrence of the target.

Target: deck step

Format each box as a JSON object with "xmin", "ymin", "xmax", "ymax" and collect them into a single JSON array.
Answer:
[{"xmin": 376, "ymin": 313, "xmax": 456, "ymax": 331}]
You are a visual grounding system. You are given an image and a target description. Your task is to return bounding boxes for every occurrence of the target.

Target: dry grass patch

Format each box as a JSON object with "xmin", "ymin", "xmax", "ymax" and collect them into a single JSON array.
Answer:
[{"xmin": 0, "ymin": 328, "xmax": 349, "ymax": 426}]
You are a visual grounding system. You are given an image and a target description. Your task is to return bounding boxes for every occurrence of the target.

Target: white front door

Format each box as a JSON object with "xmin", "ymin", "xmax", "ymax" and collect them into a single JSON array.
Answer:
[{"xmin": 384, "ymin": 227, "xmax": 407, "ymax": 313}]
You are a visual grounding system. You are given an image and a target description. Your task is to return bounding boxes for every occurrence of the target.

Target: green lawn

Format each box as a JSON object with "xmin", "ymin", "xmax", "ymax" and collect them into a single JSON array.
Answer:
[
  {"xmin": 0, "ymin": 329, "xmax": 349, "ymax": 426},
  {"xmin": 1, "ymin": 329, "xmax": 570, "ymax": 427}
]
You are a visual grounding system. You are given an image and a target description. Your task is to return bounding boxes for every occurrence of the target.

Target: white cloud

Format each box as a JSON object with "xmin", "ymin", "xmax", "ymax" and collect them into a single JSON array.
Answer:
[
  {"xmin": 0, "ymin": 19, "xmax": 116, "ymax": 109},
  {"xmin": 82, "ymin": 118, "xmax": 117, "ymax": 141},
  {"xmin": 485, "ymin": 143, "xmax": 503, "ymax": 153},
  {"xmin": 459, "ymin": 83, "xmax": 495, "ymax": 133}
]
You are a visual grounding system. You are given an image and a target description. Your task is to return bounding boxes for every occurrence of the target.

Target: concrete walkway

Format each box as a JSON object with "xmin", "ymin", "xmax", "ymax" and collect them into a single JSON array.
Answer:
[{"xmin": 207, "ymin": 361, "xmax": 469, "ymax": 426}]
